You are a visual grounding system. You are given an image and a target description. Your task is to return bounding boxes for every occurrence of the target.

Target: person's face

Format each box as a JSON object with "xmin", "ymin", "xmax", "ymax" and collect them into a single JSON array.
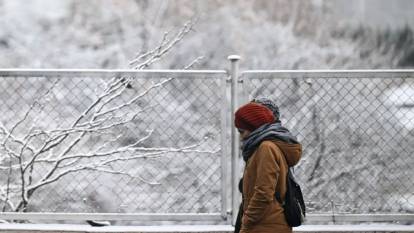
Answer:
[{"xmin": 238, "ymin": 128, "xmax": 251, "ymax": 141}]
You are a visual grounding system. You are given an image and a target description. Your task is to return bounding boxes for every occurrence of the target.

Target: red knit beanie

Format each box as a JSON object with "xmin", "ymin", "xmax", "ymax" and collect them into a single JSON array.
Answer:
[{"xmin": 235, "ymin": 102, "xmax": 275, "ymax": 132}]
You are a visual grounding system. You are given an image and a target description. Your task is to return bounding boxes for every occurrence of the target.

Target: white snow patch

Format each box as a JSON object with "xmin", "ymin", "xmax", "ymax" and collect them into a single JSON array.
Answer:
[
  {"xmin": 398, "ymin": 194, "xmax": 414, "ymax": 213},
  {"xmin": 383, "ymin": 84, "xmax": 414, "ymax": 130},
  {"xmin": 0, "ymin": 224, "xmax": 234, "ymax": 232},
  {"xmin": 1, "ymin": 224, "xmax": 414, "ymax": 232}
]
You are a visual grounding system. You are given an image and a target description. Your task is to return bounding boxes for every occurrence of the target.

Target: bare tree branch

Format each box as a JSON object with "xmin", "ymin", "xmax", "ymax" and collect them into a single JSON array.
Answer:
[
  {"xmin": 84, "ymin": 167, "xmax": 161, "ymax": 185},
  {"xmin": 26, "ymin": 143, "xmax": 218, "ymax": 194},
  {"xmin": 0, "ymin": 124, "xmax": 36, "ymax": 158},
  {"xmin": 21, "ymin": 76, "xmax": 155, "ymax": 173},
  {"xmin": 130, "ymin": 31, "xmax": 170, "ymax": 65},
  {"xmin": 130, "ymin": 19, "xmax": 197, "ymax": 69},
  {"xmin": 1, "ymin": 80, "xmax": 58, "ymax": 146},
  {"xmin": 183, "ymin": 56, "xmax": 204, "ymax": 70},
  {"xmin": 3, "ymin": 19, "xmax": 205, "ymax": 212},
  {"xmin": 2, "ymin": 154, "xmax": 13, "ymax": 211},
  {"xmin": 35, "ymin": 76, "xmax": 130, "ymax": 155}
]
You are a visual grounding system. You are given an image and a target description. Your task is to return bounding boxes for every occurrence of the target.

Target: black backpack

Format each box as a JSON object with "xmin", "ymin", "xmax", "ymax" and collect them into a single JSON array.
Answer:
[{"xmin": 275, "ymin": 168, "xmax": 306, "ymax": 227}]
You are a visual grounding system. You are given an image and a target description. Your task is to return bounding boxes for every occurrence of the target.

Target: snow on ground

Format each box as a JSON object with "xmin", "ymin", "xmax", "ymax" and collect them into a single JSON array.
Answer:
[{"xmin": 1, "ymin": 224, "xmax": 414, "ymax": 232}]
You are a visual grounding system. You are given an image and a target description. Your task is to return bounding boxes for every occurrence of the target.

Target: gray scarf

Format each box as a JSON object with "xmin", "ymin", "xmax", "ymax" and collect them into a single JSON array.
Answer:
[{"xmin": 241, "ymin": 122, "xmax": 298, "ymax": 162}]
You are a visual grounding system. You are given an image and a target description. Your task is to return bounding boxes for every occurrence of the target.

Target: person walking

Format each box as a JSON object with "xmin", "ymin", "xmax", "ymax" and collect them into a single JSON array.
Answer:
[
  {"xmin": 235, "ymin": 97, "xmax": 283, "ymax": 233},
  {"xmin": 234, "ymin": 102, "xmax": 302, "ymax": 233}
]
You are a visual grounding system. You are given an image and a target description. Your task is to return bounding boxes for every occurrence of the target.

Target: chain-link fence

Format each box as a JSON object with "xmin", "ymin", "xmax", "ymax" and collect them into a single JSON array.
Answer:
[
  {"xmin": 242, "ymin": 71, "xmax": 414, "ymax": 220},
  {"xmin": 1, "ymin": 69, "xmax": 414, "ymax": 225},
  {"xmin": 0, "ymin": 70, "xmax": 230, "ymax": 222}
]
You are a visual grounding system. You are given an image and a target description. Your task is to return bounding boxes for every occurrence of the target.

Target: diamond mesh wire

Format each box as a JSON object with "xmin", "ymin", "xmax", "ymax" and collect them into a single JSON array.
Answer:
[
  {"xmin": 0, "ymin": 72, "xmax": 227, "ymax": 214},
  {"xmin": 2, "ymin": 70, "xmax": 413, "ymax": 221},
  {"xmin": 243, "ymin": 72, "xmax": 414, "ymax": 214}
]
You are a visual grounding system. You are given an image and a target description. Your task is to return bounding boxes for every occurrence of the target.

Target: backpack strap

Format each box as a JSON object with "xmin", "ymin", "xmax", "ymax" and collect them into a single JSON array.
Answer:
[
  {"xmin": 275, "ymin": 191, "xmax": 283, "ymax": 204},
  {"xmin": 275, "ymin": 168, "xmax": 292, "ymax": 205},
  {"xmin": 274, "ymin": 144, "xmax": 290, "ymax": 205}
]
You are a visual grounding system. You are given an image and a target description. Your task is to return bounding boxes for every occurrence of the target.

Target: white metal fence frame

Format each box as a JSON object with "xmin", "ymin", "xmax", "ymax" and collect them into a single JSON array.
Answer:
[
  {"xmin": 0, "ymin": 69, "xmax": 230, "ymax": 223},
  {"xmin": 0, "ymin": 59, "xmax": 413, "ymax": 225},
  {"xmin": 236, "ymin": 66, "xmax": 414, "ymax": 224}
]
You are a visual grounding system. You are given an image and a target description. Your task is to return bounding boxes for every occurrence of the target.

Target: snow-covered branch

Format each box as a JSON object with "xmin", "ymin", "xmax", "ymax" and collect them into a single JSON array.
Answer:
[
  {"xmin": 1, "ymin": 18, "xmax": 207, "ymax": 213},
  {"xmin": 27, "ymin": 142, "xmax": 218, "ymax": 193},
  {"xmin": 129, "ymin": 19, "xmax": 196, "ymax": 69},
  {"xmin": 183, "ymin": 56, "xmax": 204, "ymax": 70}
]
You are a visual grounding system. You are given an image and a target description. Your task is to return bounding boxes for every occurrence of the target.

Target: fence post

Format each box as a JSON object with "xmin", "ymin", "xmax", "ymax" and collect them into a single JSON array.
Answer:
[{"xmin": 228, "ymin": 55, "xmax": 241, "ymax": 225}]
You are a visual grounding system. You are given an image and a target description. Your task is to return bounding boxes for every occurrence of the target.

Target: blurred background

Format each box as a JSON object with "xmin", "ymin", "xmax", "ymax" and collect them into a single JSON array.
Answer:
[{"xmin": 0, "ymin": 0, "xmax": 413, "ymax": 70}]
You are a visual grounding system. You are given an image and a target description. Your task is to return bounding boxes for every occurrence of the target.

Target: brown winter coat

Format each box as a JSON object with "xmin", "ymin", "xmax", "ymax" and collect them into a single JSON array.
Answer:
[{"xmin": 240, "ymin": 140, "xmax": 302, "ymax": 233}]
